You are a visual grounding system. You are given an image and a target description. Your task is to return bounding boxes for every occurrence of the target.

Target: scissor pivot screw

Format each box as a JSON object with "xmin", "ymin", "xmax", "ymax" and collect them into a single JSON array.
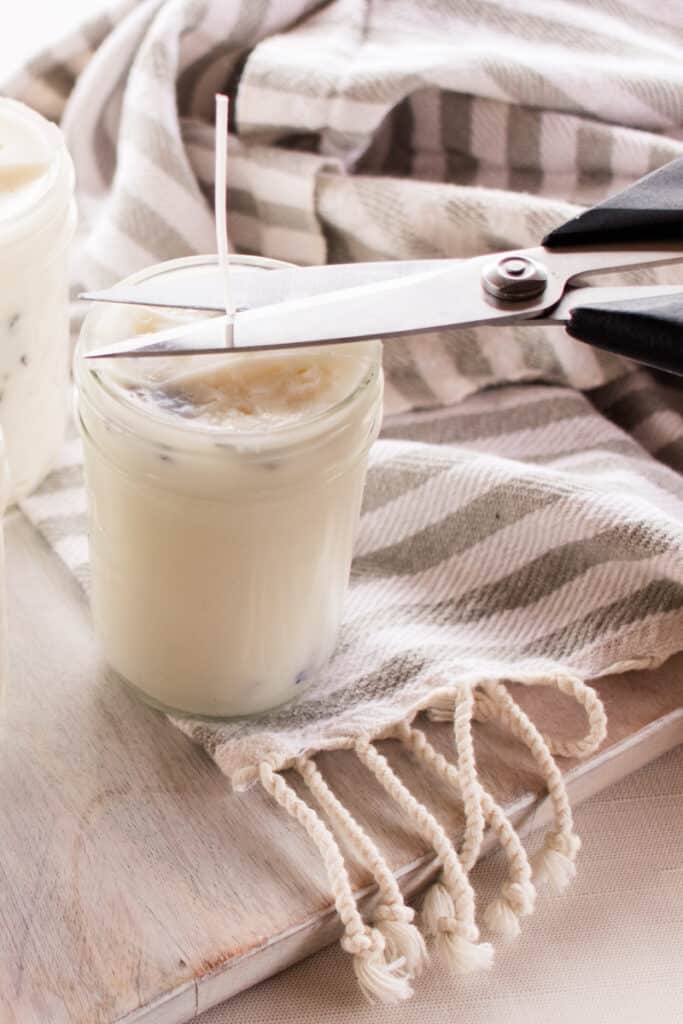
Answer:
[{"xmin": 482, "ymin": 255, "xmax": 548, "ymax": 301}]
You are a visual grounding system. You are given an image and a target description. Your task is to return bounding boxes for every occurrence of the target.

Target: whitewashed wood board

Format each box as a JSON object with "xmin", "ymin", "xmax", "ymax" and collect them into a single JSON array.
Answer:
[{"xmin": 0, "ymin": 508, "xmax": 681, "ymax": 1024}]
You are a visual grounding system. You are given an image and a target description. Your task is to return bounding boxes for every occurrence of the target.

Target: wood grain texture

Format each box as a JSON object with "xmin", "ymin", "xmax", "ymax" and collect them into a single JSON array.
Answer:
[{"xmin": 0, "ymin": 508, "xmax": 681, "ymax": 1024}]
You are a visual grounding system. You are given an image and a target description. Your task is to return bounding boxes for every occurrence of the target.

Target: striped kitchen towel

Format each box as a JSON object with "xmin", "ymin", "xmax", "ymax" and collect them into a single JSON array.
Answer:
[{"xmin": 8, "ymin": 0, "xmax": 683, "ymax": 1003}]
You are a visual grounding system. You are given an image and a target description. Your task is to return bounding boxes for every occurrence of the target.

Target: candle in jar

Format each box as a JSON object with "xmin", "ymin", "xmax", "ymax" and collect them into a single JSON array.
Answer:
[
  {"xmin": 75, "ymin": 255, "xmax": 383, "ymax": 718},
  {"xmin": 0, "ymin": 98, "xmax": 76, "ymax": 501}
]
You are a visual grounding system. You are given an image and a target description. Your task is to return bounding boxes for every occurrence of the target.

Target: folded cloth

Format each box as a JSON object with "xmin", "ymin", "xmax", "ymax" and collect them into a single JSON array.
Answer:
[{"xmin": 8, "ymin": 0, "xmax": 683, "ymax": 1003}]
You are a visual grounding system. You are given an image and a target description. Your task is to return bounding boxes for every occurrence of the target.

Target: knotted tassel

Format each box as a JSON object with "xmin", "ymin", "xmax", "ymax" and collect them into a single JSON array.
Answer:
[
  {"xmin": 531, "ymin": 829, "xmax": 582, "ymax": 892},
  {"xmin": 421, "ymin": 881, "xmax": 494, "ymax": 972},
  {"xmin": 483, "ymin": 880, "xmax": 535, "ymax": 939},
  {"xmin": 295, "ymin": 755, "xmax": 428, "ymax": 978},
  {"xmin": 259, "ymin": 762, "xmax": 413, "ymax": 1003},
  {"xmin": 373, "ymin": 904, "xmax": 429, "ymax": 978},
  {"xmin": 341, "ymin": 926, "xmax": 413, "ymax": 1005},
  {"xmin": 396, "ymin": 719, "xmax": 536, "ymax": 942},
  {"xmin": 354, "ymin": 736, "xmax": 493, "ymax": 974}
]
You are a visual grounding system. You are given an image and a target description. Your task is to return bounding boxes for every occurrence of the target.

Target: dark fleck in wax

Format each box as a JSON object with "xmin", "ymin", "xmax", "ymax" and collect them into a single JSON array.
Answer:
[{"xmin": 135, "ymin": 386, "xmax": 202, "ymax": 420}]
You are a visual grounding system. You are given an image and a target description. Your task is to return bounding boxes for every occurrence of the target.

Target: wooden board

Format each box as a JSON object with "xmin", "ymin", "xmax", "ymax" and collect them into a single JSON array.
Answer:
[{"xmin": 0, "ymin": 506, "xmax": 682, "ymax": 1024}]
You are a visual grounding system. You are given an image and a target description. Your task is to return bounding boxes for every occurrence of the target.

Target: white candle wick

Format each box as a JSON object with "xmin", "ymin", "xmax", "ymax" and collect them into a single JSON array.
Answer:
[{"xmin": 214, "ymin": 93, "xmax": 233, "ymax": 346}]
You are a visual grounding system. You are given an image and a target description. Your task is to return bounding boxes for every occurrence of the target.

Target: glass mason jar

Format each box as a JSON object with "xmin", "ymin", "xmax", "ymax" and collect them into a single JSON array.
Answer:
[
  {"xmin": 0, "ymin": 98, "xmax": 76, "ymax": 502},
  {"xmin": 74, "ymin": 255, "xmax": 383, "ymax": 718}
]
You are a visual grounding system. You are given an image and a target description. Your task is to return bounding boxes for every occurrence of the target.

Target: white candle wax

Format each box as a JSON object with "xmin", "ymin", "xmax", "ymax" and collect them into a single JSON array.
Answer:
[{"xmin": 0, "ymin": 99, "xmax": 76, "ymax": 501}]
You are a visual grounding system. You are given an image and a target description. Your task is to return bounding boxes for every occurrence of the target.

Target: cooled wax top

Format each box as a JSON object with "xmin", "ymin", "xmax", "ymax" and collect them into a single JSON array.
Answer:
[
  {"xmin": 94, "ymin": 305, "xmax": 374, "ymax": 433},
  {"xmin": 0, "ymin": 100, "xmax": 53, "ymax": 221}
]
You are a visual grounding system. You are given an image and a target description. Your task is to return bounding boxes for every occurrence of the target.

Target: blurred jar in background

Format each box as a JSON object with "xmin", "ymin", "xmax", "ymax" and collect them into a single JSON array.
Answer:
[{"xmin": 0, "ymin": 98, "xmax": 76, "ymax": 501}]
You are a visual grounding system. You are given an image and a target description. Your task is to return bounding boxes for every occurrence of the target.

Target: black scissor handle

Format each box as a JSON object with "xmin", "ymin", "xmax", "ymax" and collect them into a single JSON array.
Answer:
[
  {"xmin": 566, "ymin": 293, "xmax": 683, "ymax": 376},
  {"xmin": 543, "ymin": 157, "xmax": 683, "ymax": 248}
]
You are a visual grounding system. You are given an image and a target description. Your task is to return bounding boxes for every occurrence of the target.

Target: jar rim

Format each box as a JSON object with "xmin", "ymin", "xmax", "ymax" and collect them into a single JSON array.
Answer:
[{"xmin": 75, "ymin": 254, "xmax": 382, "ymax": 456}]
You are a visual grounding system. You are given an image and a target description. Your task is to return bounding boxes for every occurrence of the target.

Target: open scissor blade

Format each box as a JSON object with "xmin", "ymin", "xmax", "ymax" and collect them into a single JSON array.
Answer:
[
  {"xmin": 85, "ymin": 248, "xmax": 566, "ymax": 358},
  {"xmin": 81, "ymin": 259, "xmax": 460, "ymax": 312},
  {"xmin": 84, "ymin": 315, "xmax": 235, "ymax": 360},
  {"xmin": 80, "ymin": 151, "xmax": 683, "ymax": 369},
  {"xmin": 83, "ymin": 242, "xmax": 683, "ymax": 360},
  {"xmin": 229, "ymin": 252, "xmax": 560, "ymax": 350}
]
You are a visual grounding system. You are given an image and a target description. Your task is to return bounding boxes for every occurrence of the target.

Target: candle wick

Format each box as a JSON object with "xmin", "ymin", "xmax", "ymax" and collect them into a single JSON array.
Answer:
[{"xmin": 214, "ymin": 93, "xmax": 233, "ymax": 347}]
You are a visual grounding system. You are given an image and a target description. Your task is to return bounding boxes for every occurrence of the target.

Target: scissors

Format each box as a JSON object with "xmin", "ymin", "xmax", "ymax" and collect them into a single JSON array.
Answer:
[{"xmin": 84, "ymin": 157, "xmax": 683, "ymax": 377}]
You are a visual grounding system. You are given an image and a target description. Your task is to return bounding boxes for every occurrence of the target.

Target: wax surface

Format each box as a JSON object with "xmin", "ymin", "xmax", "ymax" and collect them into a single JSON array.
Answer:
[{"xmin": 100, "ymin": 306, "xmax": 372, "ymax": 433}]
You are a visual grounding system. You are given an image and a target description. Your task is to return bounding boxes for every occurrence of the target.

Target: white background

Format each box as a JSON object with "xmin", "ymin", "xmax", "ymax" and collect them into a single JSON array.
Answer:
[{"xmin": 0, "ymin": 0, "xmax": 111, "ymax": 81}]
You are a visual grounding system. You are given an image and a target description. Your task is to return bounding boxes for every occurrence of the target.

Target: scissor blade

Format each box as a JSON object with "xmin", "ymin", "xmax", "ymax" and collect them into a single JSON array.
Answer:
[
  {"xmin": 225, "ymin": 246, "xmax": 683, "ymax": 351},
  {"xmin": 87, "ymin": 284, "xmax": 683, "ymax": 360},
  {"xmin": 85, "ymin": 315, "xmax": 234, "ymax": 359},
  {"xmin": 85, "ymin": 248, "xmax": 567, "ymax": 359},
  {"xmin": 81, "ymin": 259, "xmax": 459, "ymax": 312},
  {"xmin": 229, "ymin": 249, "xmax": 564, "ymax": 351}
]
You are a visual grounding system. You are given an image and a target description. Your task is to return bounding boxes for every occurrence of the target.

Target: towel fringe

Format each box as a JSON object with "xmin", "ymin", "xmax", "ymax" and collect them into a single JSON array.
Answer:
[
  {"xmin": 421, "ymin": 881, "xmax": 494, "ymax": 972},
  {"xmin": 256, "ymin": 674, "xmax": 605, "ymax": 1000},
  {"xmin": 537, "ymin": 675, "xmax": 607, "ymax": 759},
  {"xmin": 295, "ymin": 755, "xmax": 428, "ymax": 977},
  {"xmin": 258, "ymin": 762, "xmax": 413, "ymax": 1004},
  {"xmin": 395, "ymin": 720, "xmax": 535, "ymax": 940},
  {"xmin": 452, "ymin": 684, "xmax": 486, "ymax": 873},
  {"xmin": 426, "ymin": 672, "xmax": 607, "ymax": 763},
  {"xmin": 354, "ymin": 736, "xmax": 493, "ymax": 974},
  {"xmin": 476, "ymin": 682, "xmax": 582, "ymax": 892}
]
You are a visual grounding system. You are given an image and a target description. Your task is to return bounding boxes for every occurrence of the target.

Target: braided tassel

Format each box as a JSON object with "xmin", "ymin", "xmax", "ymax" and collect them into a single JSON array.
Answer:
[
  {"xmin": 396, "ymin": 719, "xmax": 535, "ymax": 941},
  {"xmin": 295, "ymin": 756, "xmax": 428, "ymax": 977},
  {"xmin": 259, "ymin": 763, "xmax": 413, "ymax": 1003},
  {"xmin": 354, "ymin": 737, "xmax": 493, "ymax": 974},
  {"xmin": 453, "ymin": 684, "xmax": 486, "ymax": 873},
  {"xmin": 479, "ymin": 683, "xmax": 582, "ymax": 893}
]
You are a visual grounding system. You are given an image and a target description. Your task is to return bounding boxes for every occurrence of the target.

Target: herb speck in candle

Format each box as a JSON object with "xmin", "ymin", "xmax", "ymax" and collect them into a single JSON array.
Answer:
[
  {"xmin": 8, "ymin": 313, "xmax": 20, "ymax": 330},
  {"xmin": 20, "ymin": 354, "xmax": 29, "ymax": 366},
  {"xmin": 143, "ymin": 386, "xmax": 201, "ymax": 419}
]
